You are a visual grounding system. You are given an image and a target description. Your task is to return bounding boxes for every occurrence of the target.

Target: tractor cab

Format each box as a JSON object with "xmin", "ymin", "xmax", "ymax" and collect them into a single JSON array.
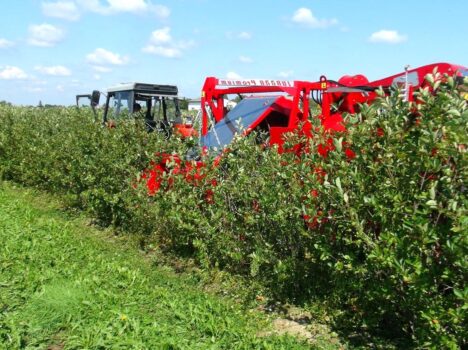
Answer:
[{"xmin": 103, "ymin": 82, "xmax": 193, "ymax": 136}]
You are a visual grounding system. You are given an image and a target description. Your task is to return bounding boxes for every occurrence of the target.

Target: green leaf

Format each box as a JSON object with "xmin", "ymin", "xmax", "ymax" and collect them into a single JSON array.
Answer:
[
  {"xmin": 447, "ymin": 109, "xmax": 461, "ymax": 117},
  {"xmin": 335, "ymin": 177, "xmax": 342, "ymax": 192},
  {"xmin": 425, "ymin": 73, "xmax": 434, "ymax": 85},
  {"xmin": 429, "ymin": 182, "xmax": 437, "ymax": 200},
  {"xmin": 333, "ymin": 137, "xmax": 343, "ymax": 152}
]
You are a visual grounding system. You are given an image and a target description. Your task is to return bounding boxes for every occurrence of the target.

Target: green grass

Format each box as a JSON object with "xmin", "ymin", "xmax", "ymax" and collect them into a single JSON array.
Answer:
[{"xmin": 0, "ymin": 183, "xmax": 316, "ymax": 349}]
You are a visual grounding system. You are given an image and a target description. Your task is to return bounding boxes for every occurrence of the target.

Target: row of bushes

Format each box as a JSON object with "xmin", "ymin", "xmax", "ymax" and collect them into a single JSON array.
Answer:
[{"xmin": 0, "ymin": 76, "xmax": 466, "ymax": 348}]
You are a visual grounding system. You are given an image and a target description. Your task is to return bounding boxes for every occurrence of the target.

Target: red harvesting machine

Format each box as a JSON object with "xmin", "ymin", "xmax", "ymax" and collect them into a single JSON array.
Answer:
[{"xmin": 144, "ymin": 62, "xmax": 467, "ymax": 193}]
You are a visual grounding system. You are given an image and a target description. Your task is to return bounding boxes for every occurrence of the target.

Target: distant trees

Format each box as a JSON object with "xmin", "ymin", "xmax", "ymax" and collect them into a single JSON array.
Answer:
[{"xmin": 178, "ymin": 98, "xmax": 189, "ymax": 110}]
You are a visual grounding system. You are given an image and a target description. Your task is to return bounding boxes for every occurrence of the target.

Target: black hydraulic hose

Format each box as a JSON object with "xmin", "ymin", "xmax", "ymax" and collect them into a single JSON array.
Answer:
[{"xmin": 311, "ymin": 90, "xmax": 322, "ymax": 105}]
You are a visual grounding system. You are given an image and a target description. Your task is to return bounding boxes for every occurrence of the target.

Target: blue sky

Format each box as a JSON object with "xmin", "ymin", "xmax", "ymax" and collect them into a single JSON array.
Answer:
[{"xmin": 0, "ymin": 0, "xmax": 466, "ymax": 105}]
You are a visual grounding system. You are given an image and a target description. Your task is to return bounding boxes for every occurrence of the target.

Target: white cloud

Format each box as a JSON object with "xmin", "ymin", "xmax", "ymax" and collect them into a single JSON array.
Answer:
[
  {"xmin": 94, "ymin": 74, "xmax": 101, "ymax": 80},
  {"xmin": 31, "ymin": 78, "xmax": 48, "ymax": 86},
  {"xmin": 226, "ymin": 71, "xmax": 242, "ymax": 80},
  {"xmin": 151, "ymin": 4, "xmax": 170, "ymax": 18},
  {"xmin": 0, "ymin": 38, "xmax": 14, "ymax": 48},
  {"xmin": 42, "ymin": 1, "xmax": 81, "ymax": 21},
  {"xmin": 143, "ymin": 27, "xmax": 194, "ymax": 58},
  {"xmin": 77, "ymin": 0, "xmax": 170, "ymax": 18},
  {"xmin": 75, "ymin": 0, "xmax": 105, "ymax": 14},
  {"xmin": 143, "ymin": 45, "xmax": 182, "ymax": 58},
  {"xmin": 92, "ymin": 65, "xmax": 112, "ymax": 73},
  {"xmin": 239, "ymin": 55, "xmax": 253, "ymax": 64},
  {"xmin": 149, "ymin": 26, "xmax": 172, "ymax": 44},
  {"xmin": 291, "ymin": 8, "xmax": 337, "ymax": 28},
  {"xmin": 238, "ymin": 31, "xmax": 251, "ymax": 40},
  {"xmin": 26, "ymin": 87, "xmax": 45, "ymax": 93},
  {"xmin": 278, "ymin": 70, "xmax": 294, "ymax": 78},
  {"xmin": 56, "ymin": 84, "xmax": 65, "ymax": 92},
  {"xmin": 0, "ymin": 66, "xmax": 29, "ymax": 80},
  {"xmin": 369, "ymin": 30, "xmax": 407, "ymax": 44},
  {"xmin": 71, "ymin": 79, "xmax": 81, "ymax": 86},
  {"xmin": 28, "ymin": 23, "xmax": 65, "ymax": 47},
  {"xmin": 86, "ymin": 48, "xmax": 129, "ymax": 65},
  {"xmin": 35, "ymin": 65, "xmax": 72, "ymax": 76},
  {"xmin": 107, "ymin": 0, "xmax": 147, "ymax": 12},
  {"xmin": 226, "ymin": 31, "xmax": 252, "ymax": 40}
]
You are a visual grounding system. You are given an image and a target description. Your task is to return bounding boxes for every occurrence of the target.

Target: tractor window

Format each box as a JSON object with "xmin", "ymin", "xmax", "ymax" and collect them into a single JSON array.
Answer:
[
  {"xmin": 152, "ymin": 97, "xmax": 165, "ymax": 121},
  {"xmin": 108, "ymin": 91, "xmax": 133, "ymax": 119},
  {"xmin": 134, "ymin": 96, "xmax": 152, "ymax": 120},
  {"xmin": 151, "ymin": 97, "xmax": 181, "ymax": 123}
]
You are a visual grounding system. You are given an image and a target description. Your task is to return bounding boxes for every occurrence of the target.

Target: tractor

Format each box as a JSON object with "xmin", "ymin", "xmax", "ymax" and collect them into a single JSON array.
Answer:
[{"xmin": 102, "ymin": 82, "xmax": 195, "ymax": 137}]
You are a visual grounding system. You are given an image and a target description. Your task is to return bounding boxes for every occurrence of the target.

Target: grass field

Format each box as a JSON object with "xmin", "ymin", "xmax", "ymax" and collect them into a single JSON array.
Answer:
[{"xmin": 0, "ymin": 183, "xmax": 323, "ymax": 349}]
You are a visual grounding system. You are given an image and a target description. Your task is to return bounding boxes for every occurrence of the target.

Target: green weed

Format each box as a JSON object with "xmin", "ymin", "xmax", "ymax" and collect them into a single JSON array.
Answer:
[{"xmin": 0, "ymin": 185, "xmax": 313, "ymax": 349}]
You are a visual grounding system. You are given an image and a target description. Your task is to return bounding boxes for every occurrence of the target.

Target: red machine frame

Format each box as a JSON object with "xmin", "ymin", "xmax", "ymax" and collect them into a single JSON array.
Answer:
[
  {"xmin": 143, "ymin": 62, "xmax": 466, "ymax": 194},
  {"xmin": 200, "ymin": 62, "xmax": 466, "ymax": 140},
  {"xmin": 200, "ymin": 77, "xmax": 331, "ymax": 136}
]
